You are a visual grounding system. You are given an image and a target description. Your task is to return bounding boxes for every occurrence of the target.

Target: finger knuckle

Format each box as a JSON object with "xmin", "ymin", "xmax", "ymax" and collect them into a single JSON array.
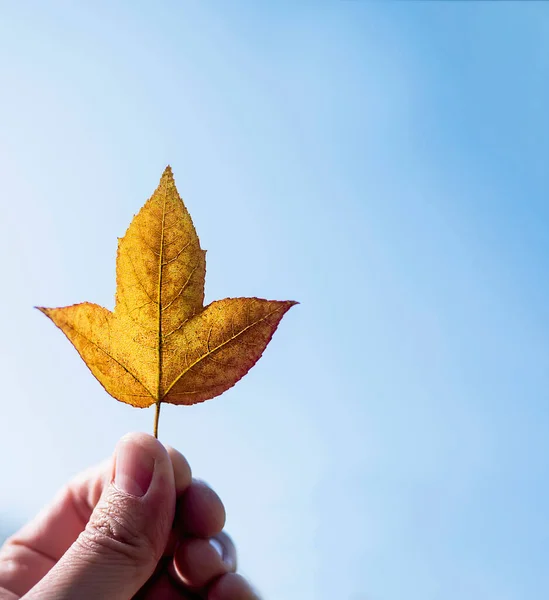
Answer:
[{"xmin": 76, "ymin": 495, "xmax": 157, "ymax": 568}]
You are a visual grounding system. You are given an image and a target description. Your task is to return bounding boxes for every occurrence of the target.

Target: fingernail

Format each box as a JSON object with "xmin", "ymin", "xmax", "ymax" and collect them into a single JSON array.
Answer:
[
  {"xmin": 114, "ymin": 438, "xmax": 155, "ymax": 497},
  {"xmin": 209, "ymin": 537, "xmax": 224, "ymax": 559},
  {"xmin": 209, "ymin": 537, "xmax": 236, "ymax": 570}
]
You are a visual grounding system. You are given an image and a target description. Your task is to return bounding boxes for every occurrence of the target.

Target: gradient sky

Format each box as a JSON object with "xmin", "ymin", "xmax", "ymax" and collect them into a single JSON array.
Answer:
[{"xmin": 1, "ymin": 2, "xmax": 549, "ymax": 599}]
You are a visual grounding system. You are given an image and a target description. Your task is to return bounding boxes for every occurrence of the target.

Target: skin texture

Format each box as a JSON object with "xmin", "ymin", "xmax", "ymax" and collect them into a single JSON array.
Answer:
[{"xmin": 0, "ymin": 433, "xmax": 259, "ymax": 599}]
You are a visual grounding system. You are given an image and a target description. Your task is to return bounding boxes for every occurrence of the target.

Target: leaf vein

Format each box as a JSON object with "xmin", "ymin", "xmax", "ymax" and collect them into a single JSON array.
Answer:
[
  {"xmin": 161, "ymin": 265, "xmax": 198, "ymax": 311},
  {"xmin": 162, "ymin": 241, "xmax": 191, "ymax": 266},
  {"xmin": 164, "ymin": 304, "xmax": 285, "ymax": 396},
  {"xmin": 61, "ymin": 320, "xmax": 154, "ymax": 397}
]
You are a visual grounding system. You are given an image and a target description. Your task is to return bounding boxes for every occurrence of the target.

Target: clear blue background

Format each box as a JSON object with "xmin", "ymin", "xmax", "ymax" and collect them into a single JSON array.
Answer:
[{"xmin": 1, "ymin": 2, "xmax": 549, "ymax": 599}]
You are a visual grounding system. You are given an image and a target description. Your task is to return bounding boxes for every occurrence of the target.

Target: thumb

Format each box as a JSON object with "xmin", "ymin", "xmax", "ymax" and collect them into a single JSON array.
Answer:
[{"xmin": 25, "ymin": 433, "xmax": 176, "ymax": 600}]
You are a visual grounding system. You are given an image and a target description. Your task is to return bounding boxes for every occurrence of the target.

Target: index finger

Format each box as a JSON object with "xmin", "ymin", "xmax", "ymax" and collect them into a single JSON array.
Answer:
[{"xmin": 164, "ymin": 446, "xmax": 193, "ymax": 495}]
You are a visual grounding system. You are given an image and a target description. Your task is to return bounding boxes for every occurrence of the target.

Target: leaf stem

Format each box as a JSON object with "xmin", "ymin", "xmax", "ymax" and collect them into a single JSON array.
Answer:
[{"xmin": 153, "ymin": 400, "xmax": 161, "ymax": 439}]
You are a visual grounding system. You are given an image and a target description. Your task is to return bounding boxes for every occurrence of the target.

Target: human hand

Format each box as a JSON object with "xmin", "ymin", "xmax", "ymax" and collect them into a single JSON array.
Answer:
[{"xmin": 0, "ymin": 433, "xmax": 259, "ymax": 599}]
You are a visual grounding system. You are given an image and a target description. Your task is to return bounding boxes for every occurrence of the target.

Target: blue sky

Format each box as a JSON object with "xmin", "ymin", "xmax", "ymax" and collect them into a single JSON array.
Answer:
[{"xmin": 1, "ymin": 2, "xmax": 549, "ymax": 598}]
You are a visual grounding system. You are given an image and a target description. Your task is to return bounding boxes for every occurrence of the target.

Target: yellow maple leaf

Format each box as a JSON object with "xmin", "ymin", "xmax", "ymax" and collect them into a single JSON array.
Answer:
[{"xmin": 38, "ymin": 167, "xmax": 297, "ymax": 437}]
